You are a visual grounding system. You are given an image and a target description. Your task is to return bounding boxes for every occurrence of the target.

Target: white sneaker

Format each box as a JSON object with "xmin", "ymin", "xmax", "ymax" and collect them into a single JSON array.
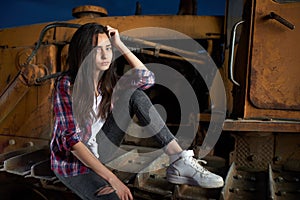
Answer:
[{"xmin": 166, "ymin": 150, "xmax": 224, "ymax": 188}]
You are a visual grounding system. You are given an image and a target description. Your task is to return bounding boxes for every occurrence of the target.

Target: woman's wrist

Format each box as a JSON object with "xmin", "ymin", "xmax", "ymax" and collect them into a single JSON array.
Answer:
[
  {"xmin": 115, "ymin": 42, "xmax": 131, "ymax": 55},
  {"xmin": 107, "ymin": 173, "xmax": 119, "ymax": 185}
]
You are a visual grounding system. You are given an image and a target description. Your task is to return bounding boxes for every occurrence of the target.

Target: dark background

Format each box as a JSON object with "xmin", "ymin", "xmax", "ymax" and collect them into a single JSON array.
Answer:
[{"xmin": 0, "ymin": 0, "xmax": 225, "ymax": 29}]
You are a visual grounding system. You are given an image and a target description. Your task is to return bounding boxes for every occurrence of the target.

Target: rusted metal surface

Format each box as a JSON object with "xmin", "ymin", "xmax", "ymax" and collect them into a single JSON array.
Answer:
[
  {"xmin": 0, "ymin": 135, "xmax": 49, "ymax": 154},
  {"xmin": 106, "ymin": 148, "xmax": 168, "ymax": 174},
  {"xmin": 223, "ymin": 119, "xmax": 300, "ymax": 132},
  {"xmin": 229, "ymin": 132, "xmax": 274, "ymax": 171},
  {"xmin": 221, "ymin": 162, "xmax": 267, "ymax": 200},
  {"xmin": 0, "ymin": 45, "xmax": 56, "ymax": 154},
  {"xmin": 0, "ymin": 73, "xmax": 30, "ymax": 124},
  {"xmin": 72, "ymin": 5, "xmax": 108, "ymax": 18},
  {"xmin": 0, "ymin": 146, "xmax": 38, "ymax": 169},
  {"xmin": 175, "ymin": 184, "xmax": 220, "ymax": 200},
  {"xmin": 27, "ymin": 159, "xmax": 56, "ymax": 181},
  {"xmin": 105, "ymin": 146, "xmax": 173, "ymax": 199},
  {"xmin": 249, "ymin": 0, "xmax": 300, "ymax": 111},
  {"xmin": 0, "ymin": 64, "xmax": 47, "ymax": 123},
  {"xmin": 273, "ymin": 134, "xmax": 300, "ymax": 171},
  {"xmin": 3, "ymin": 148, "xmax": 49, "ymax": 176},
  {"xmin": 269, "ymin": 165, "xmax": 300, "ymax": 200},
  {"xmin": 198, "ymin": 113, "xmax": 300, "ymax": 132},
  {"xmin": 107, "ymin": 145, "xmax": 226, "ymax": 200},
  {"xmin": 231, "ymin": 0, "xmax": 300, "ymax": 120},
  {"xmin": 133, "ymin": 168, "xmax": 174, "ymax": 199},
  {"xmin": 0, "ymin": 144, "xmax": 299, "ymax": 199},
  {"xmin": 132, "ymin": 152, "xmax": 173, "ymax": 198}
]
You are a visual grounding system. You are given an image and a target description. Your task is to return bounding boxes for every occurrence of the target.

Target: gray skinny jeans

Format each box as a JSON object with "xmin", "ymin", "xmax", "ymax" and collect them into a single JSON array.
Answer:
[{"xmin": 55, "ymin": 89, "xmax": 176, "ymax": 200}]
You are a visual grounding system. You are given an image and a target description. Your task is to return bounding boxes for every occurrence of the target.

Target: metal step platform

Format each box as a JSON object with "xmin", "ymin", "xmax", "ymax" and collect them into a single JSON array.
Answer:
[{"xmin": 0, "ymin": 145, "xmax": 299, "ymax": 199}]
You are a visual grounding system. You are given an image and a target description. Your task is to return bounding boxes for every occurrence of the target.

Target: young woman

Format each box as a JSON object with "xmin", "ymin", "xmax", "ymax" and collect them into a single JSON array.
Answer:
[{"xmin": 50, "ymin": 23, "xmax": 224, "ymax": 200}]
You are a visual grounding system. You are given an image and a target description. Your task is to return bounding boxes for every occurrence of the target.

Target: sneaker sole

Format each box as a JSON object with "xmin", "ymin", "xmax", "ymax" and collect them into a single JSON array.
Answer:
[{"xmin": 167, "ymin": 174, "xmax": 224, "ymax": 188}]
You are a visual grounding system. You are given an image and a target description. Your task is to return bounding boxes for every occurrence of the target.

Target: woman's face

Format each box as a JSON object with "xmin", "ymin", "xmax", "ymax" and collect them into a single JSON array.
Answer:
[{"xmin": 95, "ymin": 33, "xmax": 113, "ymax": 71}]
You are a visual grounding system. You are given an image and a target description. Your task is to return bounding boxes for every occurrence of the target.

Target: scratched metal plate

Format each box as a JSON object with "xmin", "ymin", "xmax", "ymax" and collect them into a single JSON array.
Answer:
[{"xmin": 249, "ymin": 0, "xmax": 300, "ymax": 110}]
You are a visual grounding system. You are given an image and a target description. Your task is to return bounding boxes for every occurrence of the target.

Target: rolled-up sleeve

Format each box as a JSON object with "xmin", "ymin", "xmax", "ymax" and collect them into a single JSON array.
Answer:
[
  {"xmin": 53, "ymin": 77, "xmax": 81, "ymax": 151},
  {"xmin": 118, "ymin": 69, "xmax": 155, "ymax": 90},
  {"xmin": 133, "ymin": 69, "xmax": 155, "ymax": 90}
]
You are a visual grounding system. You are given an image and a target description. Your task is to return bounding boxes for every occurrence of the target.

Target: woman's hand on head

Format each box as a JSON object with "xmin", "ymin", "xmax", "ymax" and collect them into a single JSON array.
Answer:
[
  {"xmin": 105, "ymin": 25, "xmax": 145, "ymax": 69},
  {"xmin": 105, "ymin": 25, "xmax": 123, "ymax": 48}
]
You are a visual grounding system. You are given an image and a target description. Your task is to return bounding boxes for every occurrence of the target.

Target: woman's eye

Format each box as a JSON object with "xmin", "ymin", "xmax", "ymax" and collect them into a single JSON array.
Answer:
[{"xmin": 95, "ymin": 46, "xmax": 111, "ymax": 53}]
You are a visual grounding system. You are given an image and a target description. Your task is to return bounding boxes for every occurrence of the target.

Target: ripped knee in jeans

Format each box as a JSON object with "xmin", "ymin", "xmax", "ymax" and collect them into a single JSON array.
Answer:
[{"xmin": 95, "ymin": 185, "xmax": 116, "ymax": 196}]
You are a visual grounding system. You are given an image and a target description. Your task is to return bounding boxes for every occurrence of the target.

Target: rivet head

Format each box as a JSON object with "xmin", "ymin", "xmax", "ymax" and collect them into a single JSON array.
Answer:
[{"xmin": 8, "ymin": 139, "xmax": 16, "ymax": 145}]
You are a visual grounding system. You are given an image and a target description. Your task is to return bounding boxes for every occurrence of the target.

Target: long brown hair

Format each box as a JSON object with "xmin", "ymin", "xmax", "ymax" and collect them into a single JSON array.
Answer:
[{"xmin": 66, "ymin": 23, "xmax": 118, "ymax": 126}]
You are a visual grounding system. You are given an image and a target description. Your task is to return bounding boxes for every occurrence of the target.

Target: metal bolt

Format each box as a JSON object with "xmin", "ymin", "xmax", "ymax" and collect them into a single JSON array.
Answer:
[
  {"xmin": 233, "ymin": 174, "xmax": 243, "ymax": 179},
  {"xmin": 275, "ymin": 176, "xmax": 284, "ymax": 183},
  {"xmin": 229, "ymin": 188, "xmax": 239, "ymax": 194},
  {"xmin": 150, "ymin": 174, "xmax": 157, "ymax": 179},
  {"xmin": 277, "ymin": 190, "xmax": 300, "ymax": 196},
  {"xmin": 276, "ymin": 190, "xmax": 286, "ymax": 196},
  {"xmin": 26, "ymin": 141, "xmax": 34, "ymax": 147},
  {"xmin": 247, "ymin": 154, "xmax": 257, "ymax": 161},
  {"xmin": 8, "ymin": 139, "xmax": 16, "ymax": 145},
  {"xmin": 245, "ymin": 188, "xmax": 256, "ymax": 192},
  {"xmin": 273, "ymin": 156, "xmax": 282, "ymax": 162}
]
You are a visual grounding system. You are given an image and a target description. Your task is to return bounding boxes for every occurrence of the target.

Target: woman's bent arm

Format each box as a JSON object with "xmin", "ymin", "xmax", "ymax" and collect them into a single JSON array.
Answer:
[{"xmin": 106, "ymin": 25, "xmax": 148, "ymax": 70}]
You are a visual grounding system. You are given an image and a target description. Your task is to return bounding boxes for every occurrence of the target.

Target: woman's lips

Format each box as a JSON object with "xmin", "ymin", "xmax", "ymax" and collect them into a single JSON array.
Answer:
[{"xmin": 101, "ymin": 62, "xmax": 110, "ymax": 66}]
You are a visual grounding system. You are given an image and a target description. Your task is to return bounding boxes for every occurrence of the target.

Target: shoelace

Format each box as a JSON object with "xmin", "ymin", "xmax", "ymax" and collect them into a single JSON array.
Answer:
[{"xmin": 185, "ymin": 156, "xmax": 210, "ymax": 175}]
